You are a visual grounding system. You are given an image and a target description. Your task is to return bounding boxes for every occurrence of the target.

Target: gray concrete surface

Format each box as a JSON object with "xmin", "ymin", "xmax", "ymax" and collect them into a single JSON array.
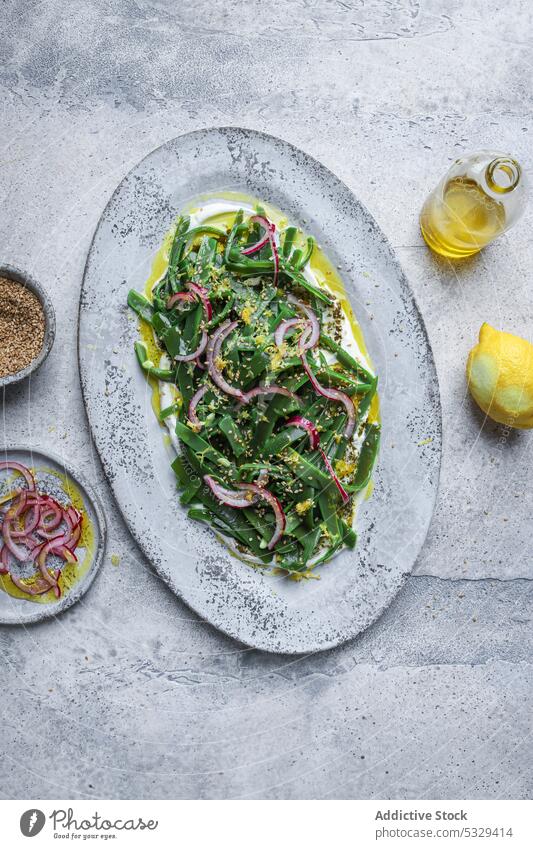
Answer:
[{"xmin": 1, "ymin": 0, "xmax": 532, "ymax": 799}]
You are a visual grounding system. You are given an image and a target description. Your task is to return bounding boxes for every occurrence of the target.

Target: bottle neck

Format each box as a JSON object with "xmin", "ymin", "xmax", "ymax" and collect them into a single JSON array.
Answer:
[{"xmin": 485, "ymin": 157, "xmax": 521, "ymax": 194}]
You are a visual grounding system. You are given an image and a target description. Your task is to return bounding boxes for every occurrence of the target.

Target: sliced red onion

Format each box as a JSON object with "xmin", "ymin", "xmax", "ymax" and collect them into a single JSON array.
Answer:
[
  {"xmin": 174, "ymin": 329, "xmax": 208, "ymax": 362},
  {"xmin": 36, "ymin": 540, "xmax": 77, "ymax": 588},
  {"xmin": 206, "ymin": 320, "xmax": 245, "ymax": 401},
  {"xmin": 67, "ymin": 506, "xmax": 83, "ymax": 527},
  {"xmin": 166, "ymin": 291, "xmax": 196, "ymax": 309},
  {"xmin": 319, "ymin": 449, "xmax": 350, "ymax": 504},
  {"xmin": 0, "ymin": 474, "xmax": 83, "ymax": 597},
  {"xmin": 8, "ymin": 532, "xmax": 44, "ymax": 554},
  {"xmin": 241, "ymin": 215, "xmax": 272, "ymax": 256},
  {"xmin": 36, "ymin": 508, "xmax": 82, "ymax": 553},
  {"xmin": 167, "ymin": 283, "xmax": 212, "ymax": 323},
  {"xmin": 35, "ymin": 498, "xmax": 78, "ymax": 541},
  {"xmin": 236, "ymin": 483, "xmax": 286, "ymax": 550},
  {"xmin": 9, "ymin": 492, "xmax": 40, "ymax": 538},
  {"xmin": 10, "ymin": 490, "xmax": 34, "ymax": 517},
  {"xmin": 241, "ymin": 215, "xmax": 279, "ymax": 285},
  {"xmin": 53, "ymin": 569, "xmax": 61, "ymax": 599},
  {"xmin": 241, "ymin": 386, "xmax": 300, "ymax": 405},
  {"xmin": 10, "ymin": 572, "xmax": 54, "ymax": 596},
  {"xmin": 270, "ymin": 232, "xmax": 279, "ymax": 286},
  {"xmin": 39, "ymin": 498, "xmax": 62, "ymax": 531},
  {"xmin": 37, "ymin": 541, "xmax": 60, "ymax": 587},
  {"xmin": 61, "ymin": 509, "xmax": 82, "ymax": 552},
  {"xmin": 188, "ymin": 384, "xmax": 209, "ymax": 429},
  {"xmin": 188, "ymin": 282, "xmax": 213, "ymax": 323},
  {"xmin": 285, "ymin": 415, "xmax": 320, "ymax": 450},
  {"xmin": 288, "ymin": 295, "xmax": 320, "ymax": 350},
  {"xmin": 66, "ymin": 526, "xmax": 82, "ymax": 553},
  {"xmin": 274, "ymin": 318, "xmax": 305, "ymax": 348},
  {"xmin": 284, "ymin": 414, "xmax": 350, "ymax": 504},
  {"xmin": 204, "ymin": 475, "xmax": 257, "ymax": 509},
  {"xmin": 68, "ymin": 511, "xmax": 82, "ymax": 531},
  {"xmin": 14, "ymin": 507, "xmax": 40, "ymax": 538},
  {"xmin": 2, "ymin": 508, "xmax": 34, "ymax": 562},
  {"xmin": 0, "ymin": 461, "xmax": 35, "ymax": 491},
  {"xmin": 204, "ymin": 475, "xmax": 286, "ymax": 549},
  {"xmin": 300, "ymin": 352, "xmax": 356, "ymax": 438},
  {"xmin": 35, "ymin": 523, "xmax": 64, "ymax": 541}
]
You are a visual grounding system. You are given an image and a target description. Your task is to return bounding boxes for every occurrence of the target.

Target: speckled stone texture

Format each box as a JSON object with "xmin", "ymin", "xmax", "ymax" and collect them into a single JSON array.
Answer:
[{"xmin": 0, "ymin": 0, "xmax": 532, "ymax": 799}]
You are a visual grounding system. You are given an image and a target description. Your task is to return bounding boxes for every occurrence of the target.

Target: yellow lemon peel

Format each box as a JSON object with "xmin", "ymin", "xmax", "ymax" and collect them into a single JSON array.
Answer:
[
  {"xmin": 241, "ymin": 305, "xmax": 255, "ymax": 324},
  {"xmin": 335, "ymin": 458, "xmax": 356, "ymax": 478}
]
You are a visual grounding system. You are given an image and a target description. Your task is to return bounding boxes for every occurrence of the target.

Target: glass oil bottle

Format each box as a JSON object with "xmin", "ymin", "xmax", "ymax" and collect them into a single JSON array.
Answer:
[{"xmin": 420, "ymin": 151, "xmax": 526, "ymax": 258}]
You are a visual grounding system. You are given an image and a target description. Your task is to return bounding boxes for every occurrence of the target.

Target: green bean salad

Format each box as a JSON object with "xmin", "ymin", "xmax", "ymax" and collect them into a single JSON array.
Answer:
[{"xmin": 128, "ymin": 201, "xmax": 380, "ymax": 577}]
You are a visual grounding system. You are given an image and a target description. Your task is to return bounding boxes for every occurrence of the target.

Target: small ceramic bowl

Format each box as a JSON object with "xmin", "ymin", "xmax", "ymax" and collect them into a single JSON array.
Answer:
[{"xmin": 0, "ymin": 264, "xmax": 56, "ymax": 388}]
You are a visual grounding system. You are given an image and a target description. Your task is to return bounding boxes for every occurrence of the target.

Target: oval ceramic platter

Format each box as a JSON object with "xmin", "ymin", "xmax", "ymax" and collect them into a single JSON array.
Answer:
[
  {"xmin": 79, "ymin": 127, "xmax": 441, "ymax": 654},
  {"xmin": 0, "ymin": 447, "xmax": 106, "ymax": 625}
]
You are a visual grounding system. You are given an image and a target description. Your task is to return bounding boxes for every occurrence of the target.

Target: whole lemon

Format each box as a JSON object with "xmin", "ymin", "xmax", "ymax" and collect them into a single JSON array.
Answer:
[{"xmin": 466, "ymin": 323, "xmax": 533, "ymax": 428}]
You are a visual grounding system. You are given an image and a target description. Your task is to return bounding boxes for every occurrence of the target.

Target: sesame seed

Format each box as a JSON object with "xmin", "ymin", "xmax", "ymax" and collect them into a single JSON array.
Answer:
[{"xmin": 0, "ymin": 277, "xmax": 46, "ymax": 378}]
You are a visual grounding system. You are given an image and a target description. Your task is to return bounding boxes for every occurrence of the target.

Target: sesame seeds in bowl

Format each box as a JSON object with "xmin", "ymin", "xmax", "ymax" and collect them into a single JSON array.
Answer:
[{"xmin": 0, "ymin": 265, "xmax": 56, "ymax": 388}]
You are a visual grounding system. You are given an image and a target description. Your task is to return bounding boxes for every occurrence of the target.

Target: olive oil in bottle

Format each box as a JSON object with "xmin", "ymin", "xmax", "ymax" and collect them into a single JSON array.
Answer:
[{"xmin": 420, "ymin": 152, "xmax": 526, "ymax": 259}]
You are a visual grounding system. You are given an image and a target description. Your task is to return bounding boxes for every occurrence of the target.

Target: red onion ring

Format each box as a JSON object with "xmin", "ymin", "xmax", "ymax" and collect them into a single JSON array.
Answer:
[
  {"xmin": 36, "ymin": 523, "xmax": 65, "ymax": 541},
  {"xmin": 66, "ymin": 526, "xmax": 82, "ymax": 553},
  {"xmin": 60, "ymin": 509, "xmax": 82, "ymax": 552},
  {"xmin": 274, "ymin": 318, "xmax": 305, "ymax": 348},
  {"xmin": 9, "ymin": 492, "xmax": 40, "ymax": 538},
  {"xmin": 319, "ymin": 449, "xmax": 350, "ymax": 504},
  {"xmin": 10, "ymin": 572, "xmax": 54, "ymax": 596},
  {"xmin": 300, "ymin": 352, "xmax": 356, "ymax": 438},
  {"xmin": 241, "ymin": 215, "xmax": 272, "ymax": 256},
  {"xmin": 288, "ymin": 295, "xmax": 320, "ymax": 350},
  {"xmin": 39, "ymin": 498, "xmax": 62, "ymax": 531},
  {"xmin": 241, "ymin": 215, "xmax": 279, "ymax": 285},
  {"xmin": 236, "ymin": 483, "xmax": 286, "ymax": 550},
  {"xmin": 204, "ymin": 475, "xmax": 258, "ymax": 509},
  {"xmin": 241, "ymin": 386, "xmax": 300, "ymax": 405},
  {"xmin": 67, "ymin": 506, "xmax": 83, "ymax": 527},
  {"xmin": 188, "ymin": 282, "xmax": 213, "ymax": 323},
  {"xmin": 167, "ymin": 283, "xmax": 212, "ymax": 323},
  {"xmin": 0, "ymin": 545, "xmax": 9, "ymax": 574},
  {"xmin": 270, "ymin": 231, "xmax": 279, "ymax": 287},
  {"xmin": 285, "ymin": 415, "xmax": 320, "ymax": 450},
  {"xmin": 0, "ymin": 461, "xmax": 36, "ymax": 491},
  {"xmin": 284, "ymin": 416, "xmax": 350, "ymax": 503},
  {"xmin": 2, "ymin": 506, "xmax": 35, "ymax": 562},
  {"xmin": 36, "ymin": 540, "xmax": 77, "ymax": 588},
  {"xmin": 174, "ymin": 329, "xmax": 208, "ymax": 362},
  {"xmin": 188, "ymin": 384, "xmax": 209, "ymax": 429},
  {"xmin": 204, "ymin": 475, "xmax": 286, "ymax": 549},
  {"xmin": 206, "ymin": 320, "xmax": 245, "ymax": 401},
  {"xmin": 166, "ymin": 291, "xmax": 196, "ymax": 309}
]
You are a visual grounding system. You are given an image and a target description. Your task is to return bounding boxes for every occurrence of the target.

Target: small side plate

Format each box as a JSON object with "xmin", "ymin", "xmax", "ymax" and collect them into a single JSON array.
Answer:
[{"xmin": 0, "ymin": 447, "xmax": 106, "ymax": 625}]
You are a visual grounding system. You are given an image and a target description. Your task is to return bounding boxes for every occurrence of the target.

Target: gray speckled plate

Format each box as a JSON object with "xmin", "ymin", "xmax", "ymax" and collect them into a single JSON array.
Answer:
[
  {"xmin": 79, "ymin": 127, "xmax": 441, "ymax": 654},
  {"xmin": 0, "ymin": 447, "xmax": 106, "ymax": 624}
]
